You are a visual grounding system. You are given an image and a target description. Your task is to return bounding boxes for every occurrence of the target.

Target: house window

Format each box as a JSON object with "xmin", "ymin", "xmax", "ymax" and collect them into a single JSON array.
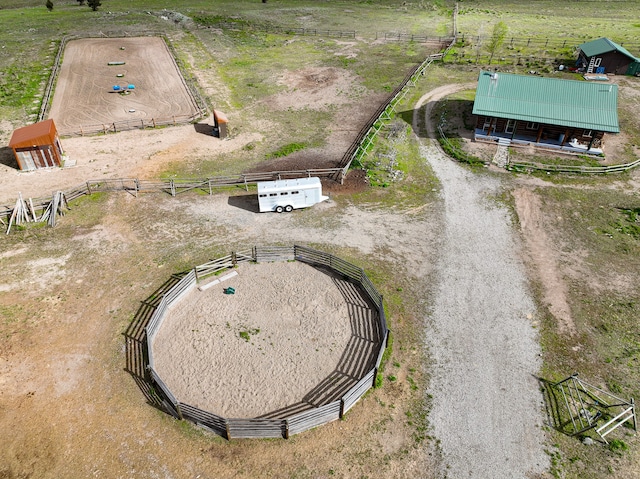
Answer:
[
  {"xmin": 594, "ymin": 57, "xmax": 602, "ymax": 67},
  {"xmin": 505, "ymin": 119, "xmax": 516, "ymax": 134},
  {"xmin": 583, "ymin": 130, "xmax": 593, "ymax": 138},
  {"xmin": 482, "ymin": 118, "xmax": 491, "ymax": 130},
  {"xmin": 526, "ymin": 122, "xmax": 539, "ymax": 130}
]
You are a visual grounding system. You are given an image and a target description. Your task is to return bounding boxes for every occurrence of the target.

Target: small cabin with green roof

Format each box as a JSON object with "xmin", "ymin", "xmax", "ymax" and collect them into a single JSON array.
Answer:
[
  {"xmin": 577, "ymin": 38, "xmax": 640, "ymax": 76},
  {"xmin": 472, "ymin": 71, "xmax": 619, "ymax": 155}
]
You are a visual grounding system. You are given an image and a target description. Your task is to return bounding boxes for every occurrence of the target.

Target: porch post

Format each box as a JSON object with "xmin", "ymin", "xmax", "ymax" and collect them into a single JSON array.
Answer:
[
  {"xmin": 561, "ymin": 128, "xmax": 569, "ymax": 146},
  {"xmin": 536, "ymin": 126, "xmax": 544, "ymax": 143},
  {"xmin": 487, "ymin": 117, "xmax": 495, "ymax": 136}
]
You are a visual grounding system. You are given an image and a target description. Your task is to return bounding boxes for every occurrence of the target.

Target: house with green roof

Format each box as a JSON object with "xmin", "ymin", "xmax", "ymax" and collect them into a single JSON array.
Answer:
[
  {"xmin": 577, "ymin": 38, "xmax": 640, "ymax": 76},
  {"xmin": 472, "ymin": 70, "xmax": 619, "ymax": 155}
]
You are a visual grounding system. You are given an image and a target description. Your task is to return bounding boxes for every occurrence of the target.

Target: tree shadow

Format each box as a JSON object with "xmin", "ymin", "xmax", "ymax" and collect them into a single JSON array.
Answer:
[
  {"xmin": 0, "ymin": 147, "xmax": 19, "ymax": 170},
  {"xmin": 397, "ymin": 98, "xmax": 475, "ymax": 140}
]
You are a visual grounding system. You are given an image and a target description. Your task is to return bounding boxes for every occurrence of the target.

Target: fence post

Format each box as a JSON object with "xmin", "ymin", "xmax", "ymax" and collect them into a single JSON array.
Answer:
[
  {"xmin": 339, "ymin": 398, "xmax": 345, "ymax": 418},
  {"xmin": 175, "ymin": 402, "xmax": 184, "ymax": 420},
  {"xmin": 284, "ymin": 420, "xmax": 290, "ymax": 439},
  {"xmin": 86, "ymin": 181, "xmax": 92, "ymax": 195},
  {"xmin": 225, "ymin": 420, "xmax": 231, "ymax": 440}
]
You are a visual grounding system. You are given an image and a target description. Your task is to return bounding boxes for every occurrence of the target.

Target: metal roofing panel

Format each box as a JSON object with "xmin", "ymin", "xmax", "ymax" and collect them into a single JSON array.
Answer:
[
  {"xmin": 472, "ymin": 71, "xmax": 619, "ymax": 133},
  {"xmin": 8, "ymin": 119, "xmax": 56, "ymax": 148},
  {"xmin": 579, "ymin": 37, "xmax": 640, "ymax": 62}
]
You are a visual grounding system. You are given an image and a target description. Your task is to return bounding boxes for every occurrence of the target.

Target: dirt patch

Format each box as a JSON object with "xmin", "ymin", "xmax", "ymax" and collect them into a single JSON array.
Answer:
[
  {"xmin": 47, "ymin": 37, "xmax": 200, "ymax": 135},
  {"xmin": 269, "ymin": 67, "xmax": 367, "ymax": 111},
  {"xmin": 513, "ymin": 187, "xmax": 576, "ymax": 335}
]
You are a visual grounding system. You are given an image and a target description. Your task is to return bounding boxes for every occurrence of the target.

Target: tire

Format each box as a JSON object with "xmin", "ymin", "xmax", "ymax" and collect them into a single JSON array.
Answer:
[
  {"xmin": 275, "ymin": 205, "xmax": 284, "ymax": 213},
  {"xmin": 284, "ymin": 205, "xmax": 293, "ymax": 213}
]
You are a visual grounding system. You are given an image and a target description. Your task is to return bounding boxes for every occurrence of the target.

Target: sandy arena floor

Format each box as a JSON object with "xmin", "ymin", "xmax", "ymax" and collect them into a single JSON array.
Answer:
[
  {"xmin": 152, "ymin": 261, "xmax": 364, "ymax": 418},
  {"xmin": 47, "ymin": 37, "xmax": 200, "ymax": 135}
]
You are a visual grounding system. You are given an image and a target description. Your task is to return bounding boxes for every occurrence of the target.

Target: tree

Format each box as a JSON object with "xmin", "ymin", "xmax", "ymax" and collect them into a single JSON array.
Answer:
[
  {"xmin": 87, "ymin": 0, "xmax": 101, "ymax": 11},
  {"xmin": 77, "ymin": 0, "xmax": 86, "ymax": 5},
  {"xmin": 487, "ymin": 21, "xmax": 508, "ymax": 64},
  {"xmin": 46, "ymin": 0, "xmax": 53, "ymax": 11}
]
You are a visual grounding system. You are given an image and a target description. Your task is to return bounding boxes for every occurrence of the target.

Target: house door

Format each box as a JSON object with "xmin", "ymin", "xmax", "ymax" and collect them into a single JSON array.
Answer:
[{"xmin": 505, "ymin": 119, "xmax": 516, "ymax": 134}]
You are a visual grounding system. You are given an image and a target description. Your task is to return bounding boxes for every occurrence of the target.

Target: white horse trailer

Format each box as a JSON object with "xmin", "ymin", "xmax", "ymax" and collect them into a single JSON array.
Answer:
[{"xmin": 257, "ymin": 177, "xmax": 329, "ymax": 213}]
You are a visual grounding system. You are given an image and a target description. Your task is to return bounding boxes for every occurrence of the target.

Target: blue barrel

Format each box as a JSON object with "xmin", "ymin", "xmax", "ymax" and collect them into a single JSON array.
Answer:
[
  {"xmin": 127, "ymin": 84, "xmax": 135, "ymax": 90},
  {"xmin": 113, "ymin": 85, "xmax": 121, "ymax": 91}
]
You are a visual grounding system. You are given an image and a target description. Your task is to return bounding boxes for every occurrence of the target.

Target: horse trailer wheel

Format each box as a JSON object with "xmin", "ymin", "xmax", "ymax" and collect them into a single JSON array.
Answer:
[
  {"xmin": 275, "ymin": 206, "xmax": 284, "ymax": 213},
  {"xmin": 285, "ymin": 205, "xmax": 293, "ymax": 213}
]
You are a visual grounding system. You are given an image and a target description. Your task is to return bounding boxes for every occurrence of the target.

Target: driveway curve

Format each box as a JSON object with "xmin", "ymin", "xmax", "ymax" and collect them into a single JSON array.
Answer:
[{"xmin": 414, "ymin": 88, "xmax": 549, "ymax": 478}]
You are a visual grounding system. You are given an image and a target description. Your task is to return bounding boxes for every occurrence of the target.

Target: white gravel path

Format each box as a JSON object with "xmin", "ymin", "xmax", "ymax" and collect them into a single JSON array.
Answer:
[{"xmin": 420, "ymin": 139, "xmax": 549, "ymax": 478}]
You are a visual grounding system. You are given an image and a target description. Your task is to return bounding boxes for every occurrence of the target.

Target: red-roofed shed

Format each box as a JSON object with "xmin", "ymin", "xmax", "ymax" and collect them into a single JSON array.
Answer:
[{"xmin": 8, "ymin": 119, "xmax": 64, "ymax": 171}]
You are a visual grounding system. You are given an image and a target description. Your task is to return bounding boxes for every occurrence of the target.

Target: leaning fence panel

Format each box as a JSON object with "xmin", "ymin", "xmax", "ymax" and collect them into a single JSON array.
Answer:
[{"xmin": 180, "ymin": 403, "xmax": 228, "ymax": 438}]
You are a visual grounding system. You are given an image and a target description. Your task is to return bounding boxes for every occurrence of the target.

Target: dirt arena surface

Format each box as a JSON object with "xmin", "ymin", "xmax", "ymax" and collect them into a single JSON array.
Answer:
[
  {"xmin": 153, "ymin": 261, "xmax": 370, "ymax": 419},
  {"xmin": 47, "ymin": 37, "xmax": 200, "ymax": 135}
]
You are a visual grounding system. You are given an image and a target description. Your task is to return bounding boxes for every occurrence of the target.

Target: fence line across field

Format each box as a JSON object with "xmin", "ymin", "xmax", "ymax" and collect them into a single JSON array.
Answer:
[
  {"xmin": 144, "ymin": 245, "xmax": 388, "ymax": 440},
  {"xmin": 334, "ymin": 4, "xmax": 459, "ymax": 178},
  {"xmin": 0, "ymin": 167, "xmax": 348, "ymax": 226}
]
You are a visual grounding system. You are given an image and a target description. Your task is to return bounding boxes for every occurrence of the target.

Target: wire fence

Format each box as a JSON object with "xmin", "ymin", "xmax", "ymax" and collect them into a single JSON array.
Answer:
[{"xmin": 144, "ymin": 245, "xmax": 388, "ymax": 440}]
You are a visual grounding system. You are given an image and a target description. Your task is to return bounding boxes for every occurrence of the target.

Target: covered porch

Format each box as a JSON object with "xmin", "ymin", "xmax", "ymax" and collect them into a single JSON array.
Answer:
[{"xmin": 474, "ymin": 128, "xmax": 604, "ymax": 156}]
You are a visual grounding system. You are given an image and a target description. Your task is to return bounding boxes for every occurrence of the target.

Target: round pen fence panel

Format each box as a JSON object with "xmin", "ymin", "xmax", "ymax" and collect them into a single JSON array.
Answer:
[{"xmin": 144, "ymin": 245, "xmax": 387, "ymax": 439}]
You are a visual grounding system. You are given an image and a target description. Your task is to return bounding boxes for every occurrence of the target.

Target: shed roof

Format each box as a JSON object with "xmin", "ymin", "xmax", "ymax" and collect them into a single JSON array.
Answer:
[
  {"xmin": 579, "ymin": 38, "xmax": 640, "ymax": 62},
  {"xmin": 8, "ymin": 119, "xmax": 57, "ymax": 148},
  {"xmin": 472, "ymin": 71, "xmax": 619, "ymax": 133}
]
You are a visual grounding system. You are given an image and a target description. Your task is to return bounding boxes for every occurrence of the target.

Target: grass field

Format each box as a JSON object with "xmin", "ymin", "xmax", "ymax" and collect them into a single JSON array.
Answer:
[{"xmin": 2, "ymin": 1, "xmax": 640, "ymax": 478}]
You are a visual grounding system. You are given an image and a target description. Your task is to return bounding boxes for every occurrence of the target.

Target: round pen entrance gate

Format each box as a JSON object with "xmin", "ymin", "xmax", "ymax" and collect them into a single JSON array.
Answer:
[{"xmin": 145, "ymin": 245, "xmax": 388, "ymax": 439}]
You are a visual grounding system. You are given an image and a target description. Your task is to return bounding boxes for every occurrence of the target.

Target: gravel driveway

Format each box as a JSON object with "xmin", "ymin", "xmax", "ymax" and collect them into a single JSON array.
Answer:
[{"xmin": 415, "ymin": 87, "xmax": 549, "ymax": 477}]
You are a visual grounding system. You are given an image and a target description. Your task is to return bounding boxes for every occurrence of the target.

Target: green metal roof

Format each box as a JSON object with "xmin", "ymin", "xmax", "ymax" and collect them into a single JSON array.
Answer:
[
  {"xmin": 472, "ymin": 71, "xmax": 620, "ymax": 133},
  {"xmin": 579, "ymin": 37, "xmax": 640, "ymax": 62}
]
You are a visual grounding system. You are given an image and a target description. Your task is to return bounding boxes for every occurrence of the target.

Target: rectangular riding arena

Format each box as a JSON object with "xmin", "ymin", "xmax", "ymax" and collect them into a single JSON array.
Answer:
[{"xmin": 47, "ymin": 37, "xmax": 201, "ymax": 136}]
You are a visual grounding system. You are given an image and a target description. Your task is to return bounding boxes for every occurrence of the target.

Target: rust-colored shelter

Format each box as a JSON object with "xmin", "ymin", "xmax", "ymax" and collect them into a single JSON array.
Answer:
[{"xmin": 8, "ymin": 119, "xmax": 64, "ymax": 171}]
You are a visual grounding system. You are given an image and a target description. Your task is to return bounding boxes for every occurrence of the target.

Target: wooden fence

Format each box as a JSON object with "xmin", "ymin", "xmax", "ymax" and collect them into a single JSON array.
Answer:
[
  {"xmin": 144, "ymin": 245, "xmax": 388, "ymax": 439},
  {"xmin": 437, "ymin": 125, "xmax": 640, "ymax": 173},
  {"xmin": 38, "ymin": 31, "xmax": 208, "ymax": 133},
  {"xmin": 507, "ymin": 158, "xmax": 640, "ymax": 175},
  {"xmin": 334, "ymin": 5, "xmax": 459, "ymax": 178},
  {"xmin": 0, "ymin": 168, "xmax": 347, "ymax": 227}
]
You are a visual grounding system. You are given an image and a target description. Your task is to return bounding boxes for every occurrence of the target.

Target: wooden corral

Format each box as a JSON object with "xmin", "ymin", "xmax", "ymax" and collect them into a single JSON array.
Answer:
[{"xmin": 143, "ymin": 245, "xmax": 388, "ymax": 440}]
